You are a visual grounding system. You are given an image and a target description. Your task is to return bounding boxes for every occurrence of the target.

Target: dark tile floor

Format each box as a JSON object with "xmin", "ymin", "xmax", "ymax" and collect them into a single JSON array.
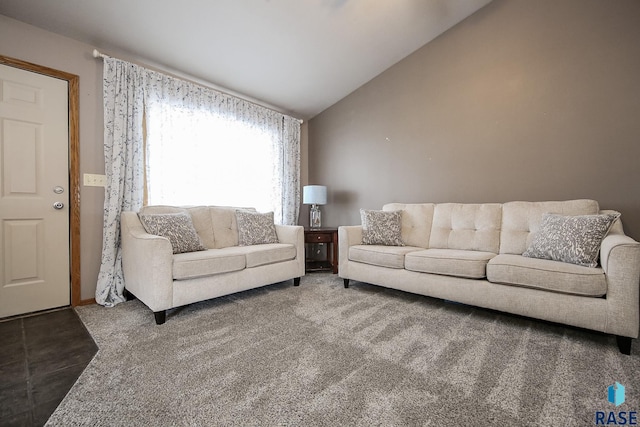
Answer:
[{"xmin": 0, "ymin": 308, "xmax": 97, "ymax": 427}]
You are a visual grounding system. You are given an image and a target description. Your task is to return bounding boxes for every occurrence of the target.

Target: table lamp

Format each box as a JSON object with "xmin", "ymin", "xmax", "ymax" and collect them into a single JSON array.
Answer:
[{"xmin": 303, "ymin": 185, "xmax": 327, "ymax": 228}]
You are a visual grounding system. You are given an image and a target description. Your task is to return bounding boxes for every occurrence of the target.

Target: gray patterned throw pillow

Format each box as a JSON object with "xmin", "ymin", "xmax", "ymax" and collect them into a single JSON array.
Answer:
[
  {"xmin": 235, "ymin": 210, "xmax": 279, "ymax": 246},
  {"xmin": 522, "ymin": 212, "xmax": 620, "ymax": 267},
  {"xmin": 138, "ymin": 212, "xmax": 206, "ymax": 254},
  {"xmin": 360, "ymin": 209, "xmax": 404, "ymax": 246}
]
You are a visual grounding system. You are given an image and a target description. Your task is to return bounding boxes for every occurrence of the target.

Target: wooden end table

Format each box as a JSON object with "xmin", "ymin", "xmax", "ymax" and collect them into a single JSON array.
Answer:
[{"xmin": 304, "ymin": 228, "xmax": 338, "ymax": 274}]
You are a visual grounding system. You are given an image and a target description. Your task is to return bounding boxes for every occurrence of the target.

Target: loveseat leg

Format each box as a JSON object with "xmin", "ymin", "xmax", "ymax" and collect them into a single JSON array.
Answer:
[
  {"xmin": 293, "ymin": 277, "xmax": 301, "ymax": 287},
  {"xmin": 154, "ymin": 310, "xmax": 166, "ymax": 325},
  {"xmin": 616, "ymin": 336, "xmax": 632, "ymax": 355},
  {"xmin": 343, "ymin": 279, "xmax": 349, "ymax": 288}
]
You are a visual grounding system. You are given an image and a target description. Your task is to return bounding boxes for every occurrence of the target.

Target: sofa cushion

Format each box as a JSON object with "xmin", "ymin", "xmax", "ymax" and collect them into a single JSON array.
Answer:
[
  {"xmin": 405, "ymin": 249, "xmax": 497, "ymax": 279},
  {"xmin": 349, "ymin": 245, "xmax": 422, "ymax": 269},
  {"xmin": 429, "ymin": 203, "xmax": 502, "ymax": 253},
  {"xmin": 383, "ymin": 203, "xmax": 434, "ymax": 248},
  {"xmin": 238, "ymin": 243, "xmax": 297, "ymax": 268},
  {"xmin": 522, "ymin": 213, "xmax": 620, "ymax": 267},
  {"xmin": 138, "ymin": 205, "xmax": 185, "ymax": 216},
  {"xmin": 500, "ymin": 200, "xmax": 599, "ymax": 255},
  {"xmin": 186, "ymin": 206, "xmax": 215, "ymax": 249},
  {"xmin": 209, "ymin": 206, "xmax": 256, "ymax": 249},
  {"xmin": 139, "ymin": 212, "xmax": 206, "ymax": 254},
  {"xmin": 235, "ymin": 210, "xmax": 279, "ymax": 246},
  {"xmin": 487, "ymin": 254, "xmax": 607, "ymax": 297},
  {"xmin": 140, "ymin": 205, "xmax": 255, "ymax": 249},
  {"xmin": 173, "ymin": 248, "xmax": 246, "ymax": 280},
  {"xmin": 360, "ymin": 209, "xmax": 404, "ymax": 246}
]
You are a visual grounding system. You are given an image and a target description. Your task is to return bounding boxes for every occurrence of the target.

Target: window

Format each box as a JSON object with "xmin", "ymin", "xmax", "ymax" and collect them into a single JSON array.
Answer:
[
  {"xmin": 141, "ymin": 68, "xmax": 300, "ymax": 225},
  {"xmin": 146, "ymin": 105, "xmax": 277, "ymax": 213}
]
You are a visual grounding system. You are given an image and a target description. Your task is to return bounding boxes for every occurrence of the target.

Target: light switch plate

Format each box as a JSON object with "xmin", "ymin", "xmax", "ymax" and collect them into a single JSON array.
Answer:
[{"xmin": 83, "ymin": 173, "xmax": 107, "ymax": 187}]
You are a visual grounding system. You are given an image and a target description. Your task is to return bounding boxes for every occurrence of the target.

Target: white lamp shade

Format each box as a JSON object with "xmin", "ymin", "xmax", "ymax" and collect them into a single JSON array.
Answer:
[{"xmin": 303, "ymin": 185, "xmax": 327, "ymax": 205}]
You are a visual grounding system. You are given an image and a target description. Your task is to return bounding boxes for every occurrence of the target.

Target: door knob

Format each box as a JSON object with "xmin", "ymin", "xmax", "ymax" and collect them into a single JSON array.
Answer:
[{"xmin": 53, "ymin": 202, "xmax": 64, "ymax": 210}]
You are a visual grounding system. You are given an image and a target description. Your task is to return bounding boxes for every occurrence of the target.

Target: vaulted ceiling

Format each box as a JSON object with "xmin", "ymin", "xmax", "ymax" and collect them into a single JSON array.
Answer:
[{"xmin": 0, "ymin": 0, "xmax": 491, "ymax": 119}]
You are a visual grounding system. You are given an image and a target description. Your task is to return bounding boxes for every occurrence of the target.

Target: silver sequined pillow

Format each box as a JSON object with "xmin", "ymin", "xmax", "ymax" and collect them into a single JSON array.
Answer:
[
  {"xmin": 235, "ymin": 210, "xmax": 279, "ymax": 246},
  {"xmin": 139, "ymin": 212, "xmax": 206, "ymax": 254},
  {"xmin": 522, "ymin": 213, "xmax": 620, "ymax": 267},
  {"xmin": 360, "ymin": 209, "xmax": 404, "ymax": 246}
]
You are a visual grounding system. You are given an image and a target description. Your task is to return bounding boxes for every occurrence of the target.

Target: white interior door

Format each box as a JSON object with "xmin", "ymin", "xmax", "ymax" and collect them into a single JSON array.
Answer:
[{"xmin": 0, "ymin": 63, "xmax": 70, "ymax": 318}]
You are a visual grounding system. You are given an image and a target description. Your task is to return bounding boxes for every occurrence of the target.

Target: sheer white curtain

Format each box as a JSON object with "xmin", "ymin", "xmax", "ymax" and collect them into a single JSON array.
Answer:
[
  {"xmin": 144, "ymin": 70, "xmax": 301, "ymax": 224},
  {"xmin": 95, "ymin": 57, "xmax": 146, "ymax": 306}
]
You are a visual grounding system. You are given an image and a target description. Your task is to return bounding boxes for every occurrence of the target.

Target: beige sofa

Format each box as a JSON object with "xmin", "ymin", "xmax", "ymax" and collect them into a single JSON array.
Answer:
[
  {"xmin": 121, "ymin": 205, "xmax": 305, "ymax": 324},
  {"xmin": 339, "ymin": 200, "xmax": 640, "ymax": 354}
]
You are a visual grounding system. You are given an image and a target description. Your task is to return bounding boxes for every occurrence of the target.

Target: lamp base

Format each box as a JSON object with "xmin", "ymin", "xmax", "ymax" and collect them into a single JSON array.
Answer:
[{"xmin": 310, "ymin": 204, "xmax": 321, "ymax": 228}]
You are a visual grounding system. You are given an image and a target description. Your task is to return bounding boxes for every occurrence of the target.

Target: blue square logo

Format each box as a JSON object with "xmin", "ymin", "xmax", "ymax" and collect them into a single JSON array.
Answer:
[{"xmin": 608, "ymin": 382, "xmax": 625, "ymax": 407}]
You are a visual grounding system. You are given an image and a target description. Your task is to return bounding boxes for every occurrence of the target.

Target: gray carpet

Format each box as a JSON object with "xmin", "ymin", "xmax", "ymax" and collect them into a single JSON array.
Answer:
[{"xmin": 47, "ymin": 274, "xmax": 639, "ymax": 426}]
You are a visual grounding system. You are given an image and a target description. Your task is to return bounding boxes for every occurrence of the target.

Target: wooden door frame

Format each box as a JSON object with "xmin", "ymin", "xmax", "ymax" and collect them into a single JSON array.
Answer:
[{"xmin": 0, "ymin": 54, "xmax": 81, "ymax": 306}]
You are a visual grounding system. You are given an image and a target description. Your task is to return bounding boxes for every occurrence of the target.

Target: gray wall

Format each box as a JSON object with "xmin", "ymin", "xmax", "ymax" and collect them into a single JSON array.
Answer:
[{"xmin": 308, "ymin": 0, "xmax": 640, "ymax": 240}]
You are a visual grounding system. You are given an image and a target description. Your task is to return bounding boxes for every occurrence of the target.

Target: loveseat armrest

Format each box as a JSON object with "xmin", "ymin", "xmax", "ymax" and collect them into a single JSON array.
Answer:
[
  {"xmin": 275, "ymin": 224, "xmax": 304, "ymax": 254},
  {"xmin": 338, "ymin": 225, "xmax": 363, "ymax": 279},
  {"xmin": 120, "ymin": 211, "xmax": 174, "ymax": 312},
  {"xmin": 275, "ymin": 224, "xmax": 303, "ymax": 246},
  {"xmin": 275, "ymin": 224, "xmax": 305, "ymax": 276},
  {"xmin": 600, "ymin": 231, "xmax": 640, "ymax": 338}
]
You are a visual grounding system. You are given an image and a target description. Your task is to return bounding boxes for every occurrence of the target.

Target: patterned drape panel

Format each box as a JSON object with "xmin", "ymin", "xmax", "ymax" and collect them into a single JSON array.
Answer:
[
  {"xmin": 280, "ymin": 116, "xmax": 301, "ymax": 225},
  {"xmin": 95, "ymin": 57, "xmax": 146, "ymax": 306}
]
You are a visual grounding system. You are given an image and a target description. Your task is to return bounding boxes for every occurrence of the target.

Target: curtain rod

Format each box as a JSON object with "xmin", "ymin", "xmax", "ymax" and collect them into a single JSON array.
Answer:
[{"xmin": 92, "ymin": 49, "xmax": 303, "ymax": 124}]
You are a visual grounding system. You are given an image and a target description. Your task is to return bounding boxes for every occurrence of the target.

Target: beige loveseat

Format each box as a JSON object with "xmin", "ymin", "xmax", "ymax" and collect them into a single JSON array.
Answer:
[
  {"xmin": 121, "ymin": 206, "xmax": 305, "ymax": 324},
  {"xmin": 339, "ymin": 200, "xmax": 640, "ymax": 354}
]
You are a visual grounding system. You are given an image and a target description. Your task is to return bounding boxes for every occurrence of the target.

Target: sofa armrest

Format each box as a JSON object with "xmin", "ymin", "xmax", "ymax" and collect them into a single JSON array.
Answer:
[
  {"xmin": 275, "ymin": 224, "xmax": 303, "ymax": 245},
  {"xmin": 601, "ymin": 233, "xmax": 640, "ymax": 275},
  {"xmin": 600, "ymin": 231, "xmax": 640, "ymax": 338},
  {"xmin": 120, "ymin": 211, "xmax": 174, "ymax": 312},
  {"xmin": 275, "ymin": 224, "xmax": 304, "ymax": 254},
  {"xmin": 275, "ymin": 224, "xmax": 305, "ymax": 275},
  {"xmin": 338, "ymin": 225, "xmax": 362, "ymax": 278}
]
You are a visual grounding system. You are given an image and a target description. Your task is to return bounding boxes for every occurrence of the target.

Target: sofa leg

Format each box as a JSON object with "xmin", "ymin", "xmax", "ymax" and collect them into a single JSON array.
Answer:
[
  {"xmin": 616, "ymin": 336, "xmax": 632, "ymax": 355},
  {"xmin": 154, "ymin": 310, "xmax": 166, "ymax": 325},
  {"xmin": 343, "ymin": 279, "xmax": 349, "ymax": 288},
  {"xmin": 293, "ymin": 277, "xmax": 301, "ymax": 287}
]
